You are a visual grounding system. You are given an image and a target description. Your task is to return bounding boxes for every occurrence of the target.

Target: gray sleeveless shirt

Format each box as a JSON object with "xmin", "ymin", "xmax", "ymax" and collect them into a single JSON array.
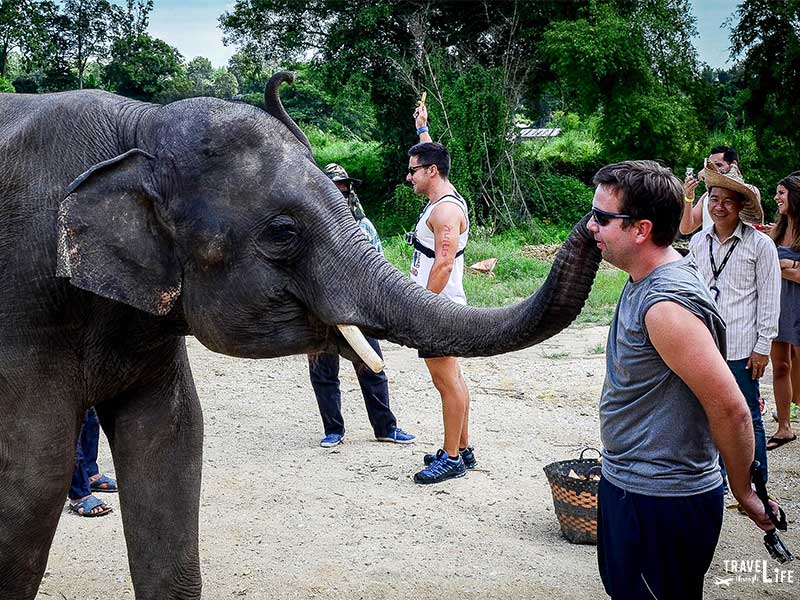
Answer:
[{"xmin": 601, "ymin": 256, "xmax": 725, "ymax": 496}]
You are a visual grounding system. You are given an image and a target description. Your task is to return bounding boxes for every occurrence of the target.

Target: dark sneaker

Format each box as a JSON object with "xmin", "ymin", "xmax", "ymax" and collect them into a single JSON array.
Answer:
[
  {"xmin": 320, "ymin": 433, "xmax": 344, "ymax": 448},
  {"xmin": 424, "ymin": 446, "xmax": 477, "ymax": 469},
  {"xmin": 414, "ymin": 449, "xmax": 467, "ymax": 484},
  {"xmin": 376, "ymin": 428, "xmax": 416, "ymax": 444}
]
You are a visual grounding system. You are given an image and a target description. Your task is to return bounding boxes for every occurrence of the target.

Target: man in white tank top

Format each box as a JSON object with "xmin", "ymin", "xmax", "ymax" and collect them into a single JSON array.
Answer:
[{"xmin": 407, "ymin": 104, "xmax": 475, "ymax": 484}]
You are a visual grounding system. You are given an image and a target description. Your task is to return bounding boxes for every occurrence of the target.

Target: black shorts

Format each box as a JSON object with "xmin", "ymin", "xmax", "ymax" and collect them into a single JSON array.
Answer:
[
  {"xmin": 597, "ymin": 477, "xmax": 724, "ymax": 599},
  {"xmin": 418, "ymin": 349, "xmax": 446, "ymax": 359}
]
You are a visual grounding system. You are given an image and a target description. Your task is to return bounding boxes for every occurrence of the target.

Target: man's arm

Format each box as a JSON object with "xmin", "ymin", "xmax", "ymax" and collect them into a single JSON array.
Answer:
[
  {"xmin": 679, "ymin": 182, "xmax": 704, "ymax": 235},
  {"xmin": 414, "ymin": 104, "xmax": 433, "ymax": 144},
  {"xmin": 749, "ymin": 238, "xmax": 781, "ymax": 378},
  {"xmin": 779, "ymin": 258, "xmax": 800, "ymax": 283},
  {"xmin": 645, "ymin": 301, "xmax": 774, "ymax": 531},
  {"xmin": 426, "ymin": 202, "xmax": 465, "ymax": 294}
]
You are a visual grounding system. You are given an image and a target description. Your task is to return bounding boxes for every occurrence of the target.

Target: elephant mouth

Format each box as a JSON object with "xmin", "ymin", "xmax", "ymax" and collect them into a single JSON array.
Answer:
[
  {"xmin": 306, "ymin": 311, "xmax": 385, "ymax": 373},
  {"xmin": 335, "ymin": 324, "xmax": 384, "ymax": 372}
]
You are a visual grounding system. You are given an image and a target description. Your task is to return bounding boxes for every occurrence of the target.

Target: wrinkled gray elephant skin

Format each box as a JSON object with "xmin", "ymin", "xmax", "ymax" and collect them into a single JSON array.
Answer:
[{"xmin": 0, "ymin": 74, "xmax": 601, "ymax": 598}]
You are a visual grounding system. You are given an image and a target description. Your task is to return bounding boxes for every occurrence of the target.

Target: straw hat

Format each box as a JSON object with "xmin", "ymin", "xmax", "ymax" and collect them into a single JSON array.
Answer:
[{"xmin": 701, "ymin": 162, "xmax": 763, "ymax": 225}]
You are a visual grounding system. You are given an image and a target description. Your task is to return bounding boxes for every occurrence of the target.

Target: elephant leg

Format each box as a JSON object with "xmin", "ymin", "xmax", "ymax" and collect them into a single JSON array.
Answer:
[
  {"xmin": 97, "ymin": 352, "xmax": 204, "ymax": 600},
  {"xmin": 0, "ymin": 396, "xmax": 81, "ymax": 600}
]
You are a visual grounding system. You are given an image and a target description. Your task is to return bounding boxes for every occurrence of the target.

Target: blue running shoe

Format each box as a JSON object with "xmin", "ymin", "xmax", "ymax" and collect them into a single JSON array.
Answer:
[
  {"xmin": 414, "ymin": 449, "xmax": 466, "ymax": 484},
  {"xmin": 376, "ymin": 428, "xmax": 416, "ymax": 444},
  {"xmin": 424, "ymin": 446, "xmax": 477, "ymax": 469},
  {"xmin": 320, "ymin": 433, "xmax": 344, "ymax": 448}
]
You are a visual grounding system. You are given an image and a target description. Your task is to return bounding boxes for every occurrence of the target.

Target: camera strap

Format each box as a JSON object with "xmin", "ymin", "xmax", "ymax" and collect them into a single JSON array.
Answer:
[{"xmin": 751, "ymin": 461, "xmax": 787, "ymax": 531}]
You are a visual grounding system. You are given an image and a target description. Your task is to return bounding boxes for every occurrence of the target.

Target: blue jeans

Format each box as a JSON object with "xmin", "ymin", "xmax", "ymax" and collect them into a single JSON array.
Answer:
[
  {"xmin": 68, "ymin": 409, "xmax": 100, "ymax": 500},
  {"xmin": 720, "ymin": 359, "xmax": 767, "ymax": 484},
  {"xmin": 308, "ymin": 337, "xmax": 396, "ymax": 438},
  {"xmin": 598, "ymin": 478, "xmax": 724, "ymax": 600}
]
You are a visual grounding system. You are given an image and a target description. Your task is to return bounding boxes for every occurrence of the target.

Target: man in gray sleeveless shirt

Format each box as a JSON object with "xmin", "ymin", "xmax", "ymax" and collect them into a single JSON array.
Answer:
[{"xmin": 588, "ymin": 161, "xmax": 777, "ymax": 599}]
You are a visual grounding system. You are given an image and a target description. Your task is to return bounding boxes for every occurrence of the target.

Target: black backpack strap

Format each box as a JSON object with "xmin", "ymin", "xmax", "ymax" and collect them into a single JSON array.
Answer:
[{"xmin": 412, "ymin": 234, "xmax": 464, "ymax": 259}]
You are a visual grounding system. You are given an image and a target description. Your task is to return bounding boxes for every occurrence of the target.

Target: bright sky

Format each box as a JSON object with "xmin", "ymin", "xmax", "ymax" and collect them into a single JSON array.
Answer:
[{"xmin": 145, "ymin": 0, "xmax": 736, "ymax": 69}]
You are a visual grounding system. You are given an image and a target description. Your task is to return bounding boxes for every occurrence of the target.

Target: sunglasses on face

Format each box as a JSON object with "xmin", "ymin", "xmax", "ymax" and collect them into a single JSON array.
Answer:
[
  {"xmin": 407, "ymin": 163, "xmax": 434, "ymax": 176},
  {"xmin": 591, "ymin": 207, "xmax": 633, "ymax": 226}
]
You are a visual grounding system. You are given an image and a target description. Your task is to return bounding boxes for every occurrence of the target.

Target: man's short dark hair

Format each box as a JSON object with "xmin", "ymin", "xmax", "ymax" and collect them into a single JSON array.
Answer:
[
  {"xmin": 707, "ymin": 186, "xmax": 745, "ymax": 206},
  {"xmin": 408, "ymin": 142, "xmax": 450, "ymax": 178},
  {"xmin": 592, "ymin": 160, "xmax": 683, "ymax": 247},
  {"xmin": 710, "ymin": 145, "xmax": 739, "ymax": 165}
]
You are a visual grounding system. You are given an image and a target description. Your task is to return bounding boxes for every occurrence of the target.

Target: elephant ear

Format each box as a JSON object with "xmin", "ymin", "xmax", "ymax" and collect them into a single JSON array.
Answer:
[{"xmin": 56, "ymin": 149, "xmax": 182, "ymax": 316}]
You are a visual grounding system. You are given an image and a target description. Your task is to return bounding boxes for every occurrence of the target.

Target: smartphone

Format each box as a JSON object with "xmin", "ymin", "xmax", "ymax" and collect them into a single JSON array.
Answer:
[{"xmin": 685, "ymin": 167, "xmax": 694, "ymax": 178}]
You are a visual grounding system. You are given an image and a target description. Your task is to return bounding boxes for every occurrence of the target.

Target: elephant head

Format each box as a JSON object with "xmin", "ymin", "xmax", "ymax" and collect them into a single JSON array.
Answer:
[{"xmin": 56, "ymin": 72, "xmax": 602, "ymax": 363}]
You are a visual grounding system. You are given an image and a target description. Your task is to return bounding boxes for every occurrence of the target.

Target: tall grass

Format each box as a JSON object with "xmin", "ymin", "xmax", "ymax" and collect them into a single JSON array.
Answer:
[{"xmin": 383, "ymin": 227, "xmax": 626, "ymax": 326}]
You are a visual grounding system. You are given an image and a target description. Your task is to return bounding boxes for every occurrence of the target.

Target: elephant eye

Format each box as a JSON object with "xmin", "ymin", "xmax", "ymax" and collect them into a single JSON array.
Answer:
[{"xmin": 256, "ymin": 215, "xmax": 303, "ymax": 261}]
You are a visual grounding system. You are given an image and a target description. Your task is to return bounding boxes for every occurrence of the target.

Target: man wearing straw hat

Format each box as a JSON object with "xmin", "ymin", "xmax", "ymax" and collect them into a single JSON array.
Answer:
[
  {"xmin": 689, "ymin": 163, "xmax": 780, "ymax": 488},
  {"xmin": 587, "ymin": 160, "xmax": 778, "ymax": 600},
  {"xmin": 680, "ymin": 146, "xmax": 762, "ymax": 235}
]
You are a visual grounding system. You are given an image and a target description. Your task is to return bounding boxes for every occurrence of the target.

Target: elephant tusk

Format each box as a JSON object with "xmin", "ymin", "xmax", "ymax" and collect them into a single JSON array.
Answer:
[{"xmin": 336, "ymin": 324, "xmax": 384, "ymax": 373}]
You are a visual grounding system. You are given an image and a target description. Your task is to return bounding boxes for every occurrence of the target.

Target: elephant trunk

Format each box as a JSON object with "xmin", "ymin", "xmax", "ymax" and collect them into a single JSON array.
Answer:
[{"xmin": 314, "ymin": 214, "xmax": 602, "ymax": 357}]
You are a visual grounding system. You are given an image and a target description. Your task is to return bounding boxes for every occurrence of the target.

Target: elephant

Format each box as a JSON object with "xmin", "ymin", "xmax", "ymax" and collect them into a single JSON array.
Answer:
[{"xmin": 0, "ymin": 72, "xmax": 601, "ymax": 599}]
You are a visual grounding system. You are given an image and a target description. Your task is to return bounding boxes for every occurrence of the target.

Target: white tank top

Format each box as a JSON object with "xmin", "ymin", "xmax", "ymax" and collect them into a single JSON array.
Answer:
[
  {"xmin": 410, "ymin": 193, "xmax": 470, "ymax": 305},
  {"xmin": 701, "ymin": 192, "xmax": 712, "ymax": 230}
]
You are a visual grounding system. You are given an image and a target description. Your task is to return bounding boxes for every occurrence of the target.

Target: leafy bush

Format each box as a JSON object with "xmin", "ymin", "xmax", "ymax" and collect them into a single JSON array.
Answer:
[
  {"xmin": 0, "ymin": 77, "xmax": 15, "ymax": 93},
  {"xmin": 11, "ymin": 75, "xmax": 38, "ymax": 93},
  {"xmin": 375, "ymin": 184, "xmax": 424, "ymax": 236},
  {"xmin": 521, "ymin": 173, "xmax": 594, "ymax": 227}
]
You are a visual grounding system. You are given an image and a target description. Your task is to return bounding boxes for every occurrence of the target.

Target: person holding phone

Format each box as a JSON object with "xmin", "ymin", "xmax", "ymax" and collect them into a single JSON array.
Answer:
[{"xmin": 680, "ymin": 146, "xmax": 762, "ymax": 236}]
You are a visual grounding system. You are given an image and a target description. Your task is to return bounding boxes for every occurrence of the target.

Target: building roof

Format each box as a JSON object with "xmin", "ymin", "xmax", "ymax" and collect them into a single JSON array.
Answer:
[{"xmin": 517, "ymin": 127, "xmax": 562, "ymax": 139}]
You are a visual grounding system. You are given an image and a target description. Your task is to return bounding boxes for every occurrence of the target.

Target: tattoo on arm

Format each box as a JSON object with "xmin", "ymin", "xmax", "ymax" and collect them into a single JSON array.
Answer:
[{"xmin": 440, "ymin": 224, "xmax": 452, "ymax": 257}]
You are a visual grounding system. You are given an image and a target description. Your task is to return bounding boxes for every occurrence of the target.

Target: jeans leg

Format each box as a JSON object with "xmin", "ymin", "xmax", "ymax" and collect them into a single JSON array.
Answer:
[
  {"xmin": 68, "ymin": 411, "xmax": 92, "ymax": 500},
  {"xmin": 729, "ymin": 359, "xmax": 767, "ymax": 482},
  {"xmin": 81, "ymin": 408, "xmax": 101, "ymax": 478},
  {"xmin": 309, "ymin": 353, "xmax": 345, "ymax": 436},
  {"xmin": 354, "ymin": 338, "xmax": 396, "ymax": 438}
]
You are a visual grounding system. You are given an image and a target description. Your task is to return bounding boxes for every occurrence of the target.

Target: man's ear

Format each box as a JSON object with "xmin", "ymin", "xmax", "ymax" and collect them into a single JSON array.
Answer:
[
  {"xmin": 634, "ymin": 219, "xmax": 655, "ymax": 243},
  {"xmin": 57, "ymin": 149, "xmax": 182, "ymax": 316}
]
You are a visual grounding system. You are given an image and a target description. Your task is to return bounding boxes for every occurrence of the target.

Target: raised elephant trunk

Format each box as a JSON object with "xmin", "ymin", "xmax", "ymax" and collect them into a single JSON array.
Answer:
[{"xmin": 314, "ymin": 213, "xmax": 602, "ymax": 357}]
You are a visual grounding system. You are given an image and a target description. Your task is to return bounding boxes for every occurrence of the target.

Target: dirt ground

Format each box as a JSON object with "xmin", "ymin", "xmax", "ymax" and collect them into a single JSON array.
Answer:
[{"xmin": 37, "ymin": 325, "xmax": 799, "ymax": 599}]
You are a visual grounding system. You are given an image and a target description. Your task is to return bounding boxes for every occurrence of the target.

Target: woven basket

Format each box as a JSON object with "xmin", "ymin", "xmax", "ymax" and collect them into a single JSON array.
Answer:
[{"xmin": 543, "ymin": 448, "xmax": 602, "ymax": 545}]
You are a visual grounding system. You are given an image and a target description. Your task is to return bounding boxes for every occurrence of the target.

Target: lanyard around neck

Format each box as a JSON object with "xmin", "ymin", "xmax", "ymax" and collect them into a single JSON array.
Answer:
[{"xmin": 708, "ymin": 235, "xmax": 740, "ymax": 301}]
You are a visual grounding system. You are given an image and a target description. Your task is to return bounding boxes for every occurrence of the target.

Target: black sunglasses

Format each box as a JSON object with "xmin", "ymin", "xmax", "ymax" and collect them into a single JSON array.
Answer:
[
  {"xmin": 591, "ymin": 207, "xmax": 633, "ymax": 226},
  {"xmin": 407, "ymin": 163, "xmax": 434, "ymax": 176}
]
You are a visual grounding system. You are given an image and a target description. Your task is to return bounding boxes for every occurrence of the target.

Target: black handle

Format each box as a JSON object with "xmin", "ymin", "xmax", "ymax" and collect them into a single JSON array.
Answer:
[{"xmin": 579, "ymin": 447, "xmax": 602, "ymax": 461}]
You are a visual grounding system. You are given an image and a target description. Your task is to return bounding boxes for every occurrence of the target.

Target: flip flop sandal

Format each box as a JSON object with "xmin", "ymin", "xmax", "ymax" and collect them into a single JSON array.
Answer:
[
  {"xmin": 766, "ymin": 434, "xmax": 797, "ymax": 451},
  {"xmin": 69, "ymin": 495, "xmax": 112, "ymax": 517},
  {"xmin": 90, "ymin": 474, "xmax": 118, "ymax": 493}
]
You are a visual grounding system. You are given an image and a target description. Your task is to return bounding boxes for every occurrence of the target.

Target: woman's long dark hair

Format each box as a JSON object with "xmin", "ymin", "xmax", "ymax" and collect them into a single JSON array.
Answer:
[{"xmin": 771, "ymin": 173, "xmax": 800, "ymax": 250}]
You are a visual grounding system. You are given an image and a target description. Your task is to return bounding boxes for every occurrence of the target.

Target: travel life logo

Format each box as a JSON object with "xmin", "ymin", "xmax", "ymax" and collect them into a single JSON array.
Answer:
[{"xmin": 714, "ymin": 559, "xmax": 795, "ymax": 587}]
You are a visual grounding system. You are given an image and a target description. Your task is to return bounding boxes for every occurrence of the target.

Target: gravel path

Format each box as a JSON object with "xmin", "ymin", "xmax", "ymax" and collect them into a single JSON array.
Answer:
[{"xmin": 37, "ymin": 326, "xmax": 799, "ymax": 599}]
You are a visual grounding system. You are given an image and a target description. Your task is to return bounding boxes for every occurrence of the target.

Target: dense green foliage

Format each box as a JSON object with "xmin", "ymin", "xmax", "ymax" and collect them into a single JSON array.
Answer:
[{"xmin": 3, "ymin": 0, "xmax": 798, "ymax": 235}]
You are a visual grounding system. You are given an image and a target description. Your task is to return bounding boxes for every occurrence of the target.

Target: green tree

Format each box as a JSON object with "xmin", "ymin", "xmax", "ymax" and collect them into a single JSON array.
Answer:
[
  {"xmin": 730, "ymin": 0, "xmax": 800, "ymax": 168},
  {"xmin": 0, "ymin": 0, "xmax": 55, "ymax": 79},
  {"xmin": 103, "ymin": 33, "xmax": 183, "ymax": 100},
  {"xmin": 227, "ymin": 47, "xmax": 267, "ymax": 93},
  {"xmin": 108, "ymin": 0, "xmax": 152, "ymax": 39},
  {"xmin": 541, "ymin": 0, "xmax": 704, "ymax": 164},
  {"xmin": 211, "ymin": 67, "xmax": 238, "ymax": 98},
  {"xmin": 186, "ymin": 55, "xmax": 214, "ymax": 95},
  {"xmin": 62, "ymin": 0, "xmax": 113, "ymax": 89},
  {"xmin": 0, "ymin": 74, "xmax": 14, "ymax": 91},
  {"xmin": 219, "ymin": 0, "xmax": 579, "ymax": 226}
]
